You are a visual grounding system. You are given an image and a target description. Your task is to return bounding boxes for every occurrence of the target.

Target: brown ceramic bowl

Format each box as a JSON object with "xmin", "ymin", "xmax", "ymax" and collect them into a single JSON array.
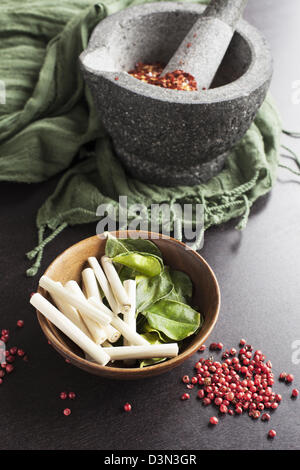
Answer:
[{"xmin": 37, "ymin": 231, "xmax": 220, "ymax": 379}]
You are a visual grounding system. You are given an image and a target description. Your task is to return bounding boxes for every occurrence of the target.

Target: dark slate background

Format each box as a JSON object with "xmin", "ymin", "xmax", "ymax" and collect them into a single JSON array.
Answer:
[{"xmin": 0, "ymin": 0, "xmax": 299, "ymax": 450}]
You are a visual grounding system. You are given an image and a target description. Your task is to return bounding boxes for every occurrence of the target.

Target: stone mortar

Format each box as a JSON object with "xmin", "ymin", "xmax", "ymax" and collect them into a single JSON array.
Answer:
[{"xmin": 79, "ymin": 2, "xmax": 273, "ymax": 186}]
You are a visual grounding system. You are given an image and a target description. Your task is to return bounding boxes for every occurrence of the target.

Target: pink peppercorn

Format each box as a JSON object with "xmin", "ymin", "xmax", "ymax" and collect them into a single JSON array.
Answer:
[
  {"xmin": 5, "ymin": 364, "xmax": 14, "ymax": 373},
  {"xmin": 124, "ymin": 403, "xmax": 132, "ymax": 412},
  {"xmin": 268, "ymin": 429, "xmax": 276, "ymax": 438},
  {"xmin": 181, "ymin": 393, "xmax": 190, "ymax": 401},
  {"xmin": 225, "ymin": 391, "xmax": 234, "ymax": 401},
  {"xmin": 286, "ymin": 374, "xmax": 294, "ymax": 383},
  {"xmin": 17, "ymin": 320, "xmax": 24, "ymax": 328},
  {"xmin": 182, "ymin": 375, "xmax": 190, "ymax": 384},
  {"xmin": 209, "ymin": 416, "xmax": 218, "ymax": 425},
  {"xmin": 291, "ymin": 388, "xmax": 299, "ymax": 398},
  {"xmin": 199, "ymin": 345, "xmax": 206, "ymax": 352},
  {"xmin": 63, "ymin": 408, "xmax": 71, "ymax": 416},
  {"xmin": 60, "ymin": 392, "xmax": 67, "ymax": 400},
  {"xmin": 261, "ymin": 413, "xmax": 270, "ymax": 421},
  {"xmin": 214, "ymin": 397, "xmax": 222, "ymax": 406},
  {"xmin": 251, "ymin": 410, "xmax": 261, "ymax": 419}
]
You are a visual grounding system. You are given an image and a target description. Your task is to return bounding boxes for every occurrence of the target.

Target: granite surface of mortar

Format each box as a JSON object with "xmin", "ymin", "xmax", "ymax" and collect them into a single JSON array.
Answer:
[{"xmin": 80, "ymin": 2, "xmax": 273, "ymax": 186}]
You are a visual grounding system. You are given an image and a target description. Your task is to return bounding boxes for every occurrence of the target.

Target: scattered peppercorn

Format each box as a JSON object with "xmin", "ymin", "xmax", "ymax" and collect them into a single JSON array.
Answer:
[
  {"xmin": 285, "ymin": 374, "xmax": 294, "ymax": 383},
  {"xmin": 279, "ymin": 372, "xmax": 287, "ymax": 381},
  {"xmin": 209, "ymin": 416, "xmax": 218, "ymax": 425},
  {"xmin": 5, "ymin": 364, "xmax": 14, "ymax": 373},
  {"xmin": 268, "ymin": 429, "xmax": 276, "ymax": 438},
  {"xmin": 60, "ymin": 392, "xmax": 67, "ymax": 400},
  {"xmin": 17, "ymin": 320, "xmax": 24, "ymax": 328},
  {"xmin": 63, "ymin": 408, "xmax": 71, "ymax": 416}
]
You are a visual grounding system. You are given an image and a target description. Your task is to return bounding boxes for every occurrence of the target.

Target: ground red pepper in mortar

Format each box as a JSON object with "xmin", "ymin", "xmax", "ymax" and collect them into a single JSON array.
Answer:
[{"xmin": 128, "ymin": 63, "xmax": 198, "ymax": 91}]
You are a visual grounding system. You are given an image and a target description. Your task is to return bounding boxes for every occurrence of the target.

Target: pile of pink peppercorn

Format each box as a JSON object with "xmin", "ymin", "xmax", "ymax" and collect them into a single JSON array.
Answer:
[{"xmin": 180, "ymin": 339, "xmax": 298, "ymax": 439}]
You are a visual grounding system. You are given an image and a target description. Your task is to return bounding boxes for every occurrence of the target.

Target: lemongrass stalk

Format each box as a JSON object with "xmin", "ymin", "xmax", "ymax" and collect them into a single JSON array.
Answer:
[
  {"xmin": 88, "ymin": 257, "xmax": 119, "ymax": 313},
  {"xmin": 30, "ymin": 294, "xmax": 110, "ymax": 366},
  {"xmin": 39, "ymin": 276, "xmax": 111, "ymax": 326},
  {"xmin": 82, "ymin": 268, "xmax": 101, "ymax": 300},
  {"xmin": 65, "ymin": 281, "xmax": 107, "ymax": 345},
  {"xmin": 50, "ymin": 283, "xmax": 92, "ymax": 339},
  {"xmin": 85, "ymin": 342, "xmax": 113, "ymax": 362},
  {"xmin": 101, "ymin": 256, "xmax": 131, "ymax": 313},
  {"xmin": 89, "ymin": 297, "xmax": 149, "ymax": 346},
  {"xmin": 102, "ymin": 344, "xmax": 178, "ymax": 360},
  {"xmin": 101, "ymin": 340, "xmax": 115, "ymax": 362}
]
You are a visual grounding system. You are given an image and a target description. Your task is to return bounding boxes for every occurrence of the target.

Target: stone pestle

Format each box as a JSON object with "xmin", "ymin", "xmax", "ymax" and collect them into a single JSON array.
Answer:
[{"xmin": 162, "ymin": 0, "xmax": 248, "ymax": 90}]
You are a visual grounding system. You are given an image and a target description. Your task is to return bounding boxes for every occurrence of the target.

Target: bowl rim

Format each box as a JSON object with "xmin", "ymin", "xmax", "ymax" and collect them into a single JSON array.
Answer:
[{"xmin": 36, "ymin": 230, "xmax": 220, "ymax": 377}]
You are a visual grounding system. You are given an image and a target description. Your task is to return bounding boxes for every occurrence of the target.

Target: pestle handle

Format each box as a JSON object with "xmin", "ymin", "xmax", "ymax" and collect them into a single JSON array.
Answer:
[{"xmin": 162, "ymin": 0, "xmax": 248, "ymax": 90}]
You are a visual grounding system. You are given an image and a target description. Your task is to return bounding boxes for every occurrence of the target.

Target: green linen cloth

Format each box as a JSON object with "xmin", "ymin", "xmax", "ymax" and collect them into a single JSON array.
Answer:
[{"xmin": 0, "ymin": 0, "xmax": 282, "ymax": 276}]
